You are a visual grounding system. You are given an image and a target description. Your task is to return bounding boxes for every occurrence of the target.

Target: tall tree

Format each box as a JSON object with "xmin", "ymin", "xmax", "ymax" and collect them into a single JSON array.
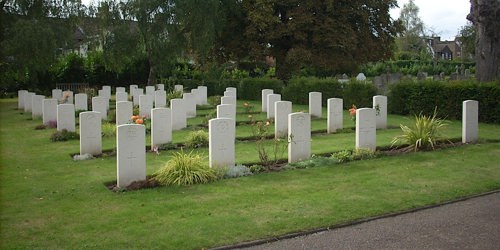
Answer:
[
  {"xmin": 396, "ymin": 0, "xmax": 429, "ymax": 60},
  {"xmin": 243, "ymin": 0, "xmax": 401, "ymax": 81},
  {"xmin": 458, "ymin": 22, "xmax": 476, "ymax": 59},
  {"xmin": 467, "ymin": 0, "xmax": 500, "ymax": 82}
]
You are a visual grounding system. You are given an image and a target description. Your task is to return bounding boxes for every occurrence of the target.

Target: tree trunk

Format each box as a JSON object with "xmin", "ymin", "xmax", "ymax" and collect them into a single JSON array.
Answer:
[
  {"xmin": 147, "ymin": 60, "xmax": 157, "ymax": 86},
  {"xmin": 468, "ymin": 0, "xmax": 500, "ymax": 82}
]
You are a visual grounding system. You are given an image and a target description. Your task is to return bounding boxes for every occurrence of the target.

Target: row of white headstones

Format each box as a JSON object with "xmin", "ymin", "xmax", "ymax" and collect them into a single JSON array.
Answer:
[{"xmin": 17, "ymin": 86, "xmax": 479, "ymax": 188}]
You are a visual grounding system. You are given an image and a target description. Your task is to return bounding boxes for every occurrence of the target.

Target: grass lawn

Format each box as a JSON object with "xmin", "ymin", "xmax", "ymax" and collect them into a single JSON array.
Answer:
[{"xmin": 1, "ymin": 98, "xmax": 499, "ymax": 249}]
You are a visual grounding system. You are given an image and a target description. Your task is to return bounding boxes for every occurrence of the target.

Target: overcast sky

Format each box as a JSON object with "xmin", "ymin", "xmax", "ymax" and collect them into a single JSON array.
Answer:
[{"xmin": 81, "ymin": 0, "xmax": 471, "ymax": 41}]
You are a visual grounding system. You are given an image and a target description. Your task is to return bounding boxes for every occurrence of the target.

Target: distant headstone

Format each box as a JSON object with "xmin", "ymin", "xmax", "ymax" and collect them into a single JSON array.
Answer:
[
  {"xmin": 116, "ymin": 92, "xmax": 128, "ymax": 103},
  {"xmin": 197, "ymin": 86, "xmax": 208, "ymax": 105},
  {"xmin": 275, "ymin": 101, "xmax": 292, "ymax": 139},
  {"xmin": 217, "ymin": 104, "xmax": 236, "ymax": 120},
  {"xmin": 170, "ymin": 99, "xmax": 186, "ymax": 130},
  {"xmin": 18, "ymin": 90, "xmax": 28, "ymax": 110},
  {"xmin": 267, "ymin": 94, "xmax": 281, "ymax": 119},
  {"xmin": 92, "ymin": 96, "xmax": 108, "ymax": 120},
  {"xmin": 75, "ymin": 93, "xmax": 88, "ymax": 111},
  {"xmin": 24, "ymin": 92, "xmax": 35, "ymax": 113},
  {"xmin": 462, "ymin": 100, "xmax": 479, "ymax": 143},
  {"xmin": 116, "ymin": 101, "xmax": 133, "ymax": 126},
  {"xmin": 31, "ymin": 95, "xmax": 45, "ymax": 119},
  {"xmin": 356, "ymin": 73, "xmax": 367, "ymax": 81},
  {"xmin": 288, "ymin": 112, "xmax": 311, "ymax": 163},
  {"xmin": 42, "ymin": 99, "xmax": 58, "ymax": 125},
  {"xmin": 62, "ymin": 90, "xmax": 74, "ymax": 104},
  {"xmin": 373, "ymin": 95, "xmax": 387, "ymax": 129},
  {"xmin": 154, "ymin": 90, "xmax": 167, "ymax": 108},
  {"xmin": 261, "ymin": 89, "xmax": 274, "ymax": 112},
  {"xmin": 102, "ymin": 86, "xmax": 111, "ymax": 99},
  {"xmin": 174, "ymin": 85, "xmax": 183, "ymax": 92},
  {"xmin": 209, "ymin": 118, "xmax": 235, "ymax": 168},
  {"xmin": 309, "ymin": 92, "xmax": 322, "ymax": 118},
  {"xmin": 139, "ymin": 95, "xmax": 154, "ymax": 118},
  {"xmin": 79, "ymin": 111, "xmax": 102, "ymax": 156},
  {"xmin": 221, "ymin": 96, "xmax": 236, "ymax": 105},
  {"xmin": 183, "ymin": 92, "xmax": 196, "ymax": 118},
  {"xmin": 116, "ymin": 124, "xmax": 146, "ymax": 188},
  {"xmin": 225, "ymin": 87, "xmax": 237, "ymax": 98},
  {"xmin": 133, "ymin": 88, "xmax": 143, "ymax": 106},
  {"xmin": 146, "ymin": 86, "xmax": 155, "ymax": 96},
  {"xmin": 151, "ymin": 108, "xmax": 172, "ymax": 149},
  {"xmin": 338, "ymin": 74, "xmax": 349, "ymax": 83},
  {"xmin": 191, "ymin": 88, "xmax": 202, "ymax": 105},
  {"xmin": 52, "ymin": 89, "xmax": 62, "ymax": 100},
  {"xmin": 156, "ymin": 84, "xmax": 164, "ymax": 91},
  {"xmin": 129, "ymin": 85, "xmax": 138, "ymax": 97},
  {"xmin": 116, "ymin": 87, "xmax": 126, "ymax": 93},
  {"xmin": 327, "ymin": 98, "xmax": 343, "ymax": 133},
  {"xmin": 57, "ymin": 104, "xmax": 75, "ymax": 132},
  {"xmin": 355, "ymin": 108, "xmax": 376, "ymax": 151}
]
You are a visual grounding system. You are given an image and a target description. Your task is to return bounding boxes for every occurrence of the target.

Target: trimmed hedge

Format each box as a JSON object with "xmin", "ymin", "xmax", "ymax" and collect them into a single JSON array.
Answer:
[
  {"xmin": 238, "ymin": 78, "xmax": 283, "ymax": 100},
  {"xmin": 389, "ymin": 80, "xmax": 500, "ymax": 123},
  {"xmin": 282, "ymin": 77, "xmax": 377, "ymax": 108}
]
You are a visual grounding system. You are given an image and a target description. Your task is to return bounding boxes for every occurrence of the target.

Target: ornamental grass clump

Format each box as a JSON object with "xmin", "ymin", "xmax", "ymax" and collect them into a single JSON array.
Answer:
[
  {"xmin": 152, "ymin": 151, "xmax": 218, "ymax": 186},
  {"xmin": 391, "ymin": 108, "xmax": 448, "ymax": 152},
  {"xmin": 185, "ymin": 130, "xmax": 209, "ymax": 148}
]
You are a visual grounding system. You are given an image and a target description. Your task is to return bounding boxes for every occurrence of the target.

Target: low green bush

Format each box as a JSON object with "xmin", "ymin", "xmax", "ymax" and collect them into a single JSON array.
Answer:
[
  {"xmin": 238, "ymin": 78, "xmax": 284, "ymax": 100},
  {"xmin": 101, "ymin": 122, "xmax": 116, "ymax": 138},
  {"xmin": 185, "ymin": 130, "xmax": 209, "ymax": 148},
  {"xmin": 331, "ymin": 149, "xmax": 379, "ymax": 163},
  {"xmin": 50, "ymin": 129, "xmax": 79, "ymax": 142},
  {"xmin": 224, "ymin": 164, "xmax": 253, "ymax": 179}
]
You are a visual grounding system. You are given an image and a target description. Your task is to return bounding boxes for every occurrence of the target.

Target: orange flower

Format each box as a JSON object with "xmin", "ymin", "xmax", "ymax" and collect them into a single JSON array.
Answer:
[
  {"xmin": 131, "ymin": 115, "xmax": 139, "ymax": 120},
  {"xmin": 349, "ymin": 105, "xmax": 357, "ymax": 116},
  {"xmin": 135, "ymin": 118, "xmax": 144, "ymax": 124}
]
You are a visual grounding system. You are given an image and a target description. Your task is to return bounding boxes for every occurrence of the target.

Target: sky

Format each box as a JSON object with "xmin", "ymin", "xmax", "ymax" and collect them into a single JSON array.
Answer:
[{"xmin": 81, "ymin": 0, "xmax": 471, "ymax": 41}]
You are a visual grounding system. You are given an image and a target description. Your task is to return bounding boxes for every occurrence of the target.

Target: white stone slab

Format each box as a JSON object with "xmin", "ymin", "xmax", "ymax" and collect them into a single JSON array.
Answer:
[
  {"xmin": 327, "ymin": 98, "xmax": 343, "ymax": 133},
  {"xmin": 116, "ymin": 92, "xmax": 129, "ymax": 103},
  {"xmin": 309, "ymin": 92, "xmax": 322, "ymax": 118},
  {"xmin": 288, "ymin": 112, "xmax": 311, "ymax": 163},
  {"xmin": 146, "ymin": 86, "xmax": 155, "ymax": 96},
  {"xmin": 57, "ymin": 104, "xmax": 75, "ymax": 132},
  {"xmin": 225, "ymin": 87, "xmax": 237, "ymax": 98},
  {"xmin": 267, "ymin": 94, "xmax": 281, "ymax": 119},
  {"xmin": 151, "ymin": 108, "xmax": 172, "ymax": 148},
  {"xmin": 221, "ymin": 96, "xmax": 236, "ymax": 105},
  {"xmin": 92, "ymin": 96, "xmax": 108, "ymax": 120},
  {"xmin": 62, "ymin": 90, "xmax": 73, "ymax": 104},
  {"xmin": 116, "ymin": 87, "xmax": 126, "ymax": 93},
  {"xmin": 156, "ymin": 84, "xmax": 164, "ymax": 91},
  {"xmin": 42, "ymin": 99, "xmax": 58, "ymax": 125},
  {"xmin": 18, "ymin": 90, "xmax": 28, "ymax": 110},
  {"xmin": 197, "ymin": 86, "xmax": 208, "ymax": 105},
  {"xmin": 24, "ymin": 92, "xmax": 34, "ymax": 113},
  {"xmin": 116, "ymin": 124, "xmax": 146, "ymax": 188},
  {"xmin": 79, "ymin": 111, "xmax": 102, "ymax": 156},
  {"xmin": 261, "ymin": 89, "xmax": 274, "ymax": 112},
  {"xmin": 373, "ymin": 95, "xmax": 387, "ymax": 129},
  {"xmin": 52, "ymin": 89, "xmax": 62, "ymax": 100},
  {"xmin": 102, "ymin": 86, "xmax": 111, "ymax": 99},
  {"xmin": 133, "ymin": 88, "xmax": 143, "ymax": 106},
  {"xmin": 462, "ymin": 100, "xmax": 479, "ymax": 143},
  {"xmin": 174, "ymin": 85, "xmax": 183, "ymax": 92},
  {"xmin": 191, "ymin": 88, "xmax": 202, "ymax": 105},
  {"xmin": 356, "ymin": 73, "xmax": 367, "ymax": 81},
  {"xmin": 182, "ymin": 92, "xmax": 197, "ymax": 118},
  {"xmin": 75, "ymin": 93, "xmax": 88, "ymax": 111},
  {"xmin": 275, "ymin": 101, "xmax": 292, "ymax": 138},
  {"xmin": 154, "ymin": 90, "xmax": 167, "ymax": 108},
  {"xmin": 170, "ymin": 99, "xmax": 186, "ymax": 130},
  {"xmin": 116, "ymin": 101, "xmax": 133, "ymax": 126},
  {"xmin": 356, "ymin": 108, "xmax": 376, "ymax": 151},
  {"xmin": 209, "ymin": 118, "xmax": 235, "ymax": 168},
  {"xmin": 139, "ymin": 95, "xmax": 153, "ymax": 118},
  {"xmin": 31, "ymin": 95, "xmax": 45, "ymax": 119},
  {"xmin": 217, "ymin": 104, "xmax": 236, "ymax": 120}
]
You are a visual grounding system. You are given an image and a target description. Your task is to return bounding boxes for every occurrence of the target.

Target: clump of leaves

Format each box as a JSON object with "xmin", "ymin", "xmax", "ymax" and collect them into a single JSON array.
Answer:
[
  {"xmin": 35, "ymin": 124, "xmax": 47, "ymax": 130},
  {"xmin": 102, "ymin": 122, "xmax": 116, "ymax": 138},
  {"xmin": 202, "ymin": 109, "xmax": 217, "ymax": 126},
  {"xmin": 285, "ymin": 156, "xmax": 339, "ymax": 169},
  {"xmin": 50, "ymin": 129, "xmax": 79, "ymax": 142},
  {"xmin": 249, "ymin": 164, "xmax": 265, "ymax": 173},
  {"xmin": 331, "ymin": 149, "xmax": 378, "ymax": 163},
  {"xmin": 185, "ymin": 130, "xmax": 209, "ymax": 148},
  {"xmin": 152, "ymin": 151, "xmax": 218, "ymax": 186},
  {"xmin": 156, "ymin": 142, "xmax": 178, "ymax": 151},
  {"xmin": 167, "ymin": 90, "xmax": 183, "ymax": 104},
  {"xmin": 391, "ymin": 108, "xmax": 448, "ymax": 152},
  {"xmin": 224, "ymin": 164, "xmax": 253, "ymax": 179},
  {"xmin": 208, "ymin": 95, "xmax": 222, "ymax": 106}
]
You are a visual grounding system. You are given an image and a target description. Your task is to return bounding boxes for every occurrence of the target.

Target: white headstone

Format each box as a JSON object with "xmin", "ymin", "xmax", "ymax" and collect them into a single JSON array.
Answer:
[
  {"xmin": 79, "ymin": 111, "xmax": 102, "ymax": 156},
  {"xmin": 102, "ymin": 86, "xmax": 111, "ymax": 99},
  {"xmin": 356, "ymin": 73, "xmax": 367, "ymax": 81},
  {"xmin": 191, "ymin": 88, "xmax": 202, "ymax": 105},
  {"xmin": 116, "ymin": 124, "xmax": 146, "ymax": 188},
  {"xmin": 116, "ymin": 92, "xmax": 128, "ymax": 103},
  {"xmin": 116, "ymin": 87, "xmax": 126, "ymax": 93},
  {"xmin": 62, "ymin": 91, "xmax": 74, "ymax": 104},
  {"xmin": 225, "ymin": 87, "xmax": 237, "ymax": 98},
  {"xmin": 133, "ymin": 88, "xmax": 143, "ymax": 106},
  {"xmin": 327, "ymin": 98, "xmax": 343, "ymax": 133},
  {"xmin": 57, "ymin": 104, "xmax": 75, "ymax": 132},
  {"xmin": 197, "ymin": 86, "xmax": 208, "ymax": 105},
  {"xmin": 31, "ymin": 95, "xmax": 45, "ymax": 119},
  {"xmin": 261, "ymin": 89, "xmax": 274, "ymax": 112},
  {"xmin": 267, "ymin": 94, "xmax": 281, "ymax": 119},
  {"xmin": 139, "ymin": 95, "xmax": 154, "ymax": 118},
  {"xmin": 309, "ymin": 92, "xmax": 322, "ymax": 118},
  {"xmin": 156, "ymin": 84, "xmax": 164, "ymax": 91},
  {"xmin": 356, "ymin": 108, "xmax": 376, "ymax": 151},
  {"xmin": 275, "ymin": 101, "xmax": 292, "ymax": 138},
  {"xmin": 288, "ymin": 112, "xmax": 311, "ymax": 163},
  {"xmin": 98, "ymin": 89, "xmax": 106, "ymax": 98},
  {"xmin": 18, "ymin": 90, "xmax": 28, "ymax": 110},
  {"xmin": 182, "ymin": 93, "xmax": 197, "ymax": 118},
  {"xmin": 151, "ymin": 108, "xmax": 172, "ymax": 148},
  {"xmin": 217, "ymin": 104, "xmax": 236, "ymax": 120},
  {"xmin": 146, "ymin": 86, "xmax": 155, "ymax": 96},
  {"xmin": 462, "ymin": 100, "xmax": 479, "ymax": 143},
  {"xmin": 24, "ymin": 92, "xmax": 35, "ymax": 113},
  {"xmin": 42, "ymin": 99, "xmax": 58, "ymax": 125},
  {"xmin": 154, "ymin": 90, "xmax": 167, "ymax": 108},
  {"xmin": 221, "ymin": 96, "xmax": 236, "ymax": 105},
  {"xmin": 116, "ymin": 101, "xmax": 133, "ymax": 126},
  {"xmin": 209, "ymin": 118, "xmax": 235, "ymax": 168},
  {"xmin": 75, "ymin": 93, "xmax": 88, "ymax": 111},
  {"xmin": 52, "ymin": 89, "xmax": 62, "ymax": 100},
  {"xmin": 373, "ymin": 95, "xmax": 387, "ymax": 129},
  {"xmin": 130, "ymin": 85, "xmax": 138, "ymax": 94},
  {"xmin": 92, "ymin": 96, "xmax": 108, "ymax": 120},
  {"xmin": 174, "ymin": 85, "xmax": 183, "ymax": 92},
  {"xmin": 170, "ymin": 99, "xmax": 186, "ymax": 130}
]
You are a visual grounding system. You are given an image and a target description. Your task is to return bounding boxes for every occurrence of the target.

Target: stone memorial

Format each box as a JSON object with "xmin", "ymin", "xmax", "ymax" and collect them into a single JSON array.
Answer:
[
  {"xmin": 75, "ymin": 93, "xmax": 88, "ymax": 111},
  {"xmin": 31, "ymin": 95, "xmax": 45, "ymax": 119},
  {"xmin": 373, "ymin": 95, "xmax": 387, "ymax": 129},
  {"xmin": 116, "ymin": 124, "xmax": 146, "ymax": 188},
  {"xmin": 52, "ymin": 89, "xmax": 62, "ymax": 100},
  {"xmin": 24, "ymin": 92, "xmax": 35, "ymax": 113},
  {"xmin": 170, "ymin": 99, "xmax": 186, "ymax": 130},
  {"xmin": 130, "ymin": 85, "xmax": 138, "ymax": 97},
  {"xmin": 197, "ymin": 86, "xmax": 208, "ymax": 105},
  {"xmin": 157, "ymin": 84, "xmax": 164, "ymax": 91},
  {"xmin": 183, "ymin": 93, "xmax": 197, "ymax": 118},
  {"xmin": 221, "ymin": 96, "xmax": 236, "ymax": 105},
  {"xmin": 146, "ymin": 86, "xmax": 155, "ymax": 96},
  {"xmin": 151, "ymin": 108, "xmax": 172, "ymax": 149},
  {"xmin": 174, "ymin": 85, "xmax": 183, "ymax": 92},
  {"xmin": 356, "ymin": 108, "xmax": 376, "ymax": 151},
  {"xmin": 62, "ymin": 90, "xmax": 74, "ymax": 104},
  {"xmin": 288, "ymin": 112, "xmax": 311, "ymax": 163},
  {"xmin": 79, "ymin": 111, "xmax": 102, "ymax": 156},
  {"xmin": 217, "ymin": 104, "xmax": 236, "ymax": 120},
  {"xmin": 191, "ymin": 88, "xmax": 202, "ymax": 105},
  {"xmin": 133, "ymin": 88, "xmax": 143, "ymax": 106},
  {"xmin": 309, "ymin": 92, "xmax": 322, "ymax": 118},
  {"xmin": 116, "ymin": 92, "xmax": 129, "ymax": 103},
  {"xmin": 18, "ymin": 90, "xmax": 27, "ymax": 110},
  {"xmin": 42, "ymin": 99, "xmax": 58, "ymax": 125},
  {"xmin": 92, "ymin": 96, "xmax": 108, "ymax": 120},
  {"xmin": 102, "ymin": 86, "xmax": 111, "ymax": 99},
  {"xmin": 275, "ymin": 101, "xmax": 292, "ymax": 138},
  {"xmin": 327, "ymin": 98, "xmax": 343, "ymax": 133},
  {"xmin": 57, "ymin": 104, "xmax": 75, "ymax": 132},
  {"xmin": 116, "ymin": 101, "xmax": 133, "ymax": 126},
  {"xmin": 116, "ymin": 87, "xmax": 126, "ymax": 93},
  {"xmin": 267, "ymin": 94, "xmax": 281, "ymax": 119},
  {"xmin": 154, "ymin": 90, "xmax": 167, "ymax": 108},
  {"xmin": 462, "ymin": 100, "xmax": 479, "ymax": 143},
  {"xmin": 261, "ymin": 89, "xmax": 274, "ymax": 112},
  {"xmin": 209, "ymin": 118, "xmax": 235, "ymax": 168},
  {"xmin": 139, "ymin": 95, "xmax": 154, "ymax": 118},
  {"xmin": 225, "ymin": 87, "xmax": 237, "ymax": 98},
  {"xmin": 356, "ymin": 73, "xmax": 367, "ymax": 81}
]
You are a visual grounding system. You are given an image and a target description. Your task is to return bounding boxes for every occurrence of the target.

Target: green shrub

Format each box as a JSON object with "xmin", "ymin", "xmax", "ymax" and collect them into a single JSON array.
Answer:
[
  {"xmin": 167, "ymin": 90, "xmax": 183, "ymax": 104},
  {"xmin": 35, "ymin": 124, "xmax": 47, "ymax": 130},
  {"xmin": 185, "ymin": 130, "xmax": 209, "ymax": 148},
  {"xmin": 224, "ymin": 164, "xmax": 253, "ymax": 178},
  {"xmin": 208, "ymin": 95, "xmax": 222, "ymax": 106},
  {"xmin": 50, "ymin": 129, "xmax": 79, "ymax": 142},
  {"xmin": 285, "ymin": 156, "xmax": 338, "ymax": 169},
  {"xmin": 102, "ymin": 122, "xmax": 116, "ymax": 138},
  {"xmin": 331, "ymin": 149, "xmax": 379, "ymax": 163},
  {"xmin": 238, "ymin": 78, "xmax": 284, "ymax": 100},
  {"xmin": 249, "ymin": 164, "xmax": 265, "ymax": 173},
  {"xmin": 152, "ymin": 151, "xmax": 218, "ymax": 186},
  {"xmin": 391, "ymin": 109, "xmax": 448, "ymax": 152}
]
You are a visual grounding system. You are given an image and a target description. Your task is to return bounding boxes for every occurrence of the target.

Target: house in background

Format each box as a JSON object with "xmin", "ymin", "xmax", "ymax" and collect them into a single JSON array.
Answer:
[{"xmin": 426, "ymin": 36, "xmax": 463, "ymax": 60}]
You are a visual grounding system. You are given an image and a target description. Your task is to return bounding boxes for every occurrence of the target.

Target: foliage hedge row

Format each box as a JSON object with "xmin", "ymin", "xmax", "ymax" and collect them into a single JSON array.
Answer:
[
  {"xmin": 360, "ymin": 60, "xmax": 475, "ymax": 77},
  {"xmin": 389, "ymin": 80, "xmax": 500, "ymax": 123}
]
